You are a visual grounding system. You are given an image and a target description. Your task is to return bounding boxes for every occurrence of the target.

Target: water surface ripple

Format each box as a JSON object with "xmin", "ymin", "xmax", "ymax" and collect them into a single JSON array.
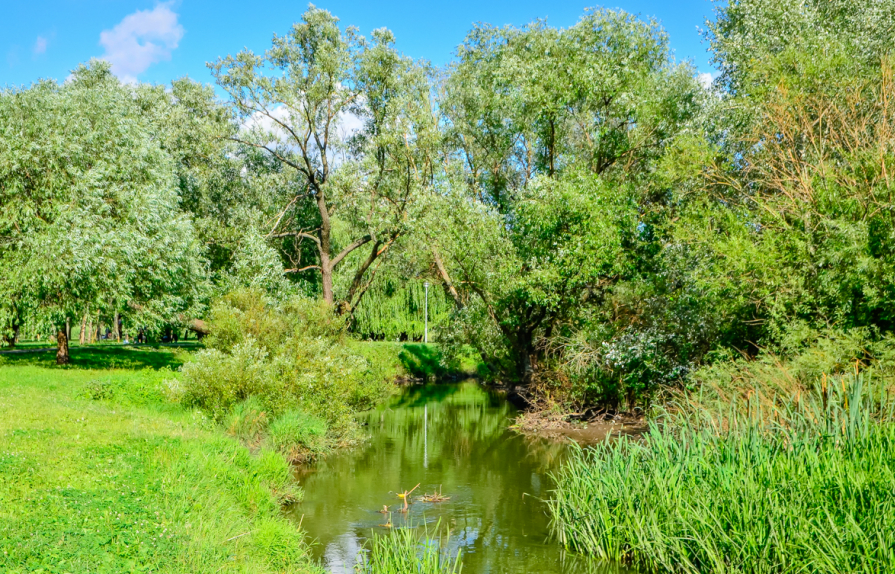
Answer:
[{"xmin": 289, "ymin": 382, "xmax": 635, "ymax": 574}]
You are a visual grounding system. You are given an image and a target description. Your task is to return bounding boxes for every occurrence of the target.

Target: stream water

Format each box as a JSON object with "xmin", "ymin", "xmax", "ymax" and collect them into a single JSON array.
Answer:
[{"xmin": 288, "ymin": 382, "xmax": 635, "ymax": 574}]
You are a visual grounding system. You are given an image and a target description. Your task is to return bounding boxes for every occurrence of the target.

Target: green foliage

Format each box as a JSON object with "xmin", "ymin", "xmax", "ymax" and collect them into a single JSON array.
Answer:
[
  {"xmin": 550, "ymin": 371, "xmax": 895, "ymax": 573},
  {"xmin": 355, "ymin": 522, "xmax": 463, "ymax": 574},
  {"xmin": 352, "ymin": 279, "xmax": 452, "ymax": 341},
  {"xmin": 0, "ymin": 61, "xmax": 208, "ymax": 339},
  {"xmin": 176, "ymin": 339, "xmax": 274, "ymax": 418},
  {"xmin": 178, "ymin": 289, "xmax": 391, "ymax": 436},
  {"xmin": 266, "ymin": 409, "xmax": 328, "ymax": 462},
  {"xmin": 434, "ymin": 8, "xmax": 705, "ymax": 392},
  {"xmin": 210, "ymin": 5, "xmax": 438, "ymax": 307}
]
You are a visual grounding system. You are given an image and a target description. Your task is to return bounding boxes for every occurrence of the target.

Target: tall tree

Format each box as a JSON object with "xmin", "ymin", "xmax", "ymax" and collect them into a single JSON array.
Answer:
[
  {"xmin": 436, "ymin": 9, "xmax": 703, "ymax": 383},
  {"xmin": 0, "ymin": 62, "xmax": 206, "ymax": 363},
  {"xmin": 210, "ymin": 6, "xmax": 437, "ymax": 308}
]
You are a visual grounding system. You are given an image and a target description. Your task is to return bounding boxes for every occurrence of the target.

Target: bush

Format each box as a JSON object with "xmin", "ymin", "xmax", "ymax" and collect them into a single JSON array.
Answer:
[
  {"xmin": 179, "ymin": 289, "xmax": 392, "ymax": 439},
  {"xmin": 266, "ymin": 409, "xmax": 328, "ymax": 462},
  {"xmin": 179, "ymin": 339, "xmax": 272, "ymax": 419}
]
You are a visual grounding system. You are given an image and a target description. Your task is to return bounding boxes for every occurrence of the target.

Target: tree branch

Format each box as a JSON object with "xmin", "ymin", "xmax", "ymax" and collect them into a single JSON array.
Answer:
[{"xmin": 327, "ymin": 234, "xmax": 374, "ymax": 271}]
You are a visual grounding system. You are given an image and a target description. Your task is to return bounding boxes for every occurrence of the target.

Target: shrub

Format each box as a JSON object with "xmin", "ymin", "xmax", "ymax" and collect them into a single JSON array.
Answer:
[
  {"xmin": 179, "ymin": 338, "xmax": 272, "ymax": 419},
  {"xmin": 179, "ymin": 289, "xmax": 392, "ymax": 440},
  {"xmin": 266, "ymin": 409, "xmax": 328, "ymax": 462}
]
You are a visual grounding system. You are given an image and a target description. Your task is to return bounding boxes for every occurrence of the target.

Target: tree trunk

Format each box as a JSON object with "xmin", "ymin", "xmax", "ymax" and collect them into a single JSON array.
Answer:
[
  {"xmin": 79, "ymin": 315, "xmax": 87, "ymax": 345},
  {"xmin": 316, "ymin": 184, "xmax": 335, "ymax": 305},
  {"xmin": 114, "ymin": 313, "xmax": 120, "ymax": 342},
  {"xmin": 65, "ymin": 318, "xmax": 71, "ymax": 345},
  {"xmin": 432, "ymin": 247, "xmax": 462, "ymax": 309},
  {"xmin": 56, "ymin": 329, "xmax": 70, "ymax": 365},
  {"xmin": 2, "ymin": 324, "xmax": 18, "ymax": 348},
  {"xmin": 320, "ymin": 253, "xmax": 334, "ymax": 305}
]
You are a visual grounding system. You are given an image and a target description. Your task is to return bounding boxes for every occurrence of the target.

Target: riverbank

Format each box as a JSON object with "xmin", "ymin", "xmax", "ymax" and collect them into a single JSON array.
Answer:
[
  {"xmin": 0, "ymin": 346, "xmax": 322, "ymax": 574},
  {"xmin": 548, "ymin": 367, "xmax": 895, "ymax": 573}
]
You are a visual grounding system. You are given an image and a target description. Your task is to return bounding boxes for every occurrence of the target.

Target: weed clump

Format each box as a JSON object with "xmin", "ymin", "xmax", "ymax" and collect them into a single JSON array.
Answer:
[
  {"xmin": 267, "ymin": 409, "xmax": 328, "ymax": 462},
  {"xmin": 355, "ymin": 521, "xmax": 462, "ymax": 574}
]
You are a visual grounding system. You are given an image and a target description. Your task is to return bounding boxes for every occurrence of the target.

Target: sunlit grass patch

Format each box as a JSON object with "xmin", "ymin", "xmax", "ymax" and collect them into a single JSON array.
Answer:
[{"xmin": 0, "ymin": 357, "xmax": 320, "ymax": 574}]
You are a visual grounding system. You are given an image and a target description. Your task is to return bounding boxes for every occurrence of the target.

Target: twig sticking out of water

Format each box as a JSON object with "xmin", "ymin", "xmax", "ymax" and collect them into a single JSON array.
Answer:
[{"xmin": 396, "ymin": 483, "xmax": 420, "ymax": 513}]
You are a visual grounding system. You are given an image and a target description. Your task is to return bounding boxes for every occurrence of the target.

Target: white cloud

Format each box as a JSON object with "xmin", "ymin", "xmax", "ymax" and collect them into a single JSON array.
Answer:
[
  {"xmin": 34, "ymin": 36, "xmax": 48, "ymax": 55},
  {"xmin": 6, "ymin": 46, "xmax": 20, "ymax": 68},
  {"xmin": 99, "ymin": 2, "xmax": 184, "ymax": 83},
  {"xmin": 697, "ymin": 71, "xmax": 719, "ymax": 90},
  {"xmin": 242, "ymin": 104, "xmax": 364, "ymax": 145}
]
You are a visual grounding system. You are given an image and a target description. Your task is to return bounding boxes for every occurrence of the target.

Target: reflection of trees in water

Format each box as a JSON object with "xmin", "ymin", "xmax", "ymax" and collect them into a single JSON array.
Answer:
[{"xmin": 290, "ymin": 383, "xmax": 626, "ymax": 573}]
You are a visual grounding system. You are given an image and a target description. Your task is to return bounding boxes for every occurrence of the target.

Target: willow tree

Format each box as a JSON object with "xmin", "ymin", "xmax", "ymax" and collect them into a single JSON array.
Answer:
[
  {"xmin": 435, "ymin": 9, "xmax": 704, "ymax": 383},
  {"xmin": 0, "ymin": 62, "xmax": 206, "ymax": 363},
  {"xmin": 210, "ymin": 5, "xmax": 437, "ymax": 309}
]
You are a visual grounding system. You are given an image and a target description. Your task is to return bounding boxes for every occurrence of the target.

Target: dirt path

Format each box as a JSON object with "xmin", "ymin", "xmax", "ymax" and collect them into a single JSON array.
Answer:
[{"xmin": 0, "ymin": 347, "xmax": 55, "ymax": 354}]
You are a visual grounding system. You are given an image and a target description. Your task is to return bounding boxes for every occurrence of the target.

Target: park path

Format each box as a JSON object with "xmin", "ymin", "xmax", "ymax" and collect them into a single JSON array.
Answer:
[{"xmin": 0, "ymin": 347, "xmax": 55, "ymax": 354}]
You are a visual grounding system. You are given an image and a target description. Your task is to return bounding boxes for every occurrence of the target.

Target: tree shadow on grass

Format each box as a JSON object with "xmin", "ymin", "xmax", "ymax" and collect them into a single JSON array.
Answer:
[
  {"xmin": 0, "ymin": 345, "xmax": 194, "ymax": 371},
  {"xmin": 398, "ymin": 344, "xmax": 445, "ymax": 379}
]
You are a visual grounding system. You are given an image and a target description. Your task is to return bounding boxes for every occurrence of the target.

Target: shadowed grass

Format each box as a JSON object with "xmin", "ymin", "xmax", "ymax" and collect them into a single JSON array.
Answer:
[
  {"xmin": 549, "ymin": 372, "xmax": 895, "ymax": 574},
  {"xmin": 0, "ymin": 343, "xmax": 196, "ymax": 370}
]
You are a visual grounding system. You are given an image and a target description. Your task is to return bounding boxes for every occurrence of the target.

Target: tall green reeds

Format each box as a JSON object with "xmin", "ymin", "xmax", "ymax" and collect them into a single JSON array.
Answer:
[
  {"xmin": 549, "ymin": 372, "xmax": 895, "ymax": 573},
  {"xmin": 355, "ymin": 521, "xmax": 462, "ymax": 574}
]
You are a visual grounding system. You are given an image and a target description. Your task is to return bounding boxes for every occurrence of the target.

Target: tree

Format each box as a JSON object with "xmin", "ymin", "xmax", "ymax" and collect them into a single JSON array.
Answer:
[
  {"xmin": 435, "ymin": 9, "xmax": 703, "ymax": 385},
  {"xmin": 675, "ymin": 0, "xmax": 895, "ymax": 354},
  {"xmin": 0, "ymin": 62, "xmax": 206, "ymax": 363},
  {"xmin": 210, "ymin": 6, "xmax": 437, "ymax": 309}
]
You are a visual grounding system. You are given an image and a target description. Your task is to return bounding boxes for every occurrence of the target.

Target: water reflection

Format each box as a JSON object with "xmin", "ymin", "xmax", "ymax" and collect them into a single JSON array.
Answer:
[{"xmin": 288, "ymin": 382, "xmax": 634, "ymax": 574}]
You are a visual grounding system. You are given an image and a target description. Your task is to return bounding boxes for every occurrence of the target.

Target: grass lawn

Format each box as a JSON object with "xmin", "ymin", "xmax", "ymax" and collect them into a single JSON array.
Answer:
[
  {"xmin": 0, "ymin": 346, "xmax": 321, "ymax": 574},
  {"xmin": 350, "ymin": 341, "xmax": 486, "ymax": 380}
]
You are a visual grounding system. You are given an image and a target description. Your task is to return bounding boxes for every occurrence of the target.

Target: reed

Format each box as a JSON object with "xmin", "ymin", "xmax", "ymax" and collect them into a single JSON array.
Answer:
[
  {"xmin": 549, "ymin": 372, "xmax": 895, "ymax": 573},
  {"xmin": 355, "ymin": 521, "xmax": 462, "ymax": 574}
]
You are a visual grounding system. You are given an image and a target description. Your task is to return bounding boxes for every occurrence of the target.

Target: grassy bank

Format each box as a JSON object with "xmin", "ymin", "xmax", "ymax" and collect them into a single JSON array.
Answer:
[
  {"xmin": 0, "ymin": 346, "xmax": 321, "ymax": 574},
  {"xmin": 349, "ymin": 341, "xmax": 484, "ymax": 381},
  {"xmin": 548, "ymin": 371, "xmax": 895, "ymax": 573}
]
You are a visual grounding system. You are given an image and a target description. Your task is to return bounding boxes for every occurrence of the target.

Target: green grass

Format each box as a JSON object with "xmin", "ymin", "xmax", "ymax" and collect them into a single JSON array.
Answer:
[
  {"xmin": 266, "ymin": 410, "xmax": 328, "ymax": 462},
  {"xmin": 0, "ymin": 347, "xmax": 321, "ymax": 574},
  {"xmin": 355, "ymin": 521, "xmax": 462, "ymax": 574},
  {"xmin": 350, "ymin": 342, "xmax": 484, "ymax": 381},
  {"xmin": 548, "ymin": 372, "xmax": 895, "ymax": 573}
]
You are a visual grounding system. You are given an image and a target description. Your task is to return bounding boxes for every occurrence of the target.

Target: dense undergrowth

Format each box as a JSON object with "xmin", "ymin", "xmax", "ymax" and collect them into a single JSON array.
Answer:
[
  {"xmin": 172, "ymin": 290, "xmax": 396, "ymax": 461},
  {"xmin": 174, "ymin": 290, "xmax": 482, "ymax": 462},
  {"xmin": 549, "ymin": 344, "xmax": 895, "ymax": 573}
]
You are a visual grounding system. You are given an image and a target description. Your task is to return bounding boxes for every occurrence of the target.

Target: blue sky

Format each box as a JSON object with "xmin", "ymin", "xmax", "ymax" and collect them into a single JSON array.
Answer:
[{"xmin": 3, "ymin": 0, "xmax": 719, "ymax": 88}]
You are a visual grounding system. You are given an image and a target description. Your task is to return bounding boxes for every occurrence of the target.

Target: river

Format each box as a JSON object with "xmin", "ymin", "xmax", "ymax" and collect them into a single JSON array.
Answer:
[{"xmin": 288, "ymin": 382, "xmax": 636, "ymax": 573}]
